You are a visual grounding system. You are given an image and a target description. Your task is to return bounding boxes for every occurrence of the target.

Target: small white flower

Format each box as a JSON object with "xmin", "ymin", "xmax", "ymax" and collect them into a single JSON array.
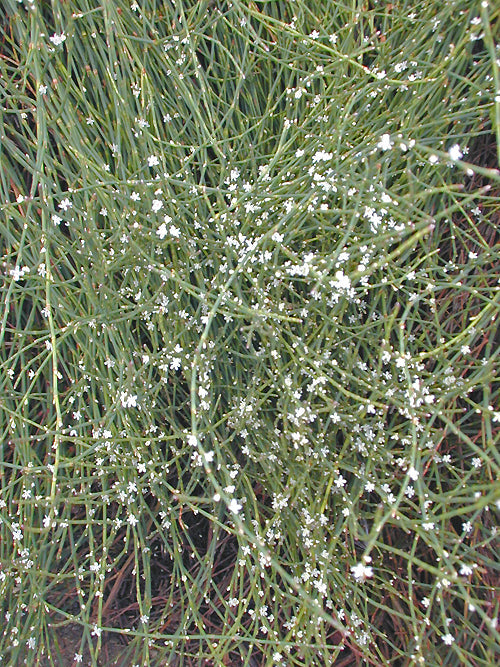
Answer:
[
  {"xmin": 127, "ymin": 514, "xmax": 139, "ymax": 527},
  {"xmin": 152, "ymin": 199, "xmax": 163, "ymax": 212},
  {"xmin": 441, "ymin": 633, "xmax": 454, "ymax": 645},
  {"xmin": 147, "ymin": 155, "xmax": 159, "ymax": 167},
  {"xmin": 312, "ymin": 150, "xmax": 333, "ymax": 162},
  {"xmin": 333, "ymin": 269, "xmax": 351, "ymax": 291},
  {"xmin": 58, "ymin": 197, "xmax": 72, "ymax": 211},
  {"xmin": 170, "ymin": 357, "xmax": 181, "ymax": 370},
  {"xmin": 448, "ymin": 144, "xmax": 463, "ymax": 161},
  {"xmin": 377, "ymin": 133, "xmax": 393, "ymax": 151},
  {"xmin": 407, "ymin": 466, "xmax": 419, "ymax": 481},
  {"xmin": 228, "ymin": 498, "xmax": 242, "ymax": 514},
  {"xmin": 351, "ymin": 562, "xmax": 373, "ymax": 582},
  {"xmin": 49, "ymin": 33, "xmax": 66, "ymax": 46},
  {"xmin": 91, "ymin": 625, "xmax": 102, "ymax": 638},
  {"xmin": 120, "ymin": 391, "xmax": 137, "ymax": 408},
  {"xmin": 10, "ymin": 266, "xmax": 29, "ymax": 281},
  {"xmin": 203, "ymin": 451, "xmax": 214, "ymax": 463},
  {"xmin": 157, "ymin": 223, "xmax": 168, "ymax": 239},
  {"xmin": 334, "ymin": 475, "xmax": 347, "ymax": 488}
]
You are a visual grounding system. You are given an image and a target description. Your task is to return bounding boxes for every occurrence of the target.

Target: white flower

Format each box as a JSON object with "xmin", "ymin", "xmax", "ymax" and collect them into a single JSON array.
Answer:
[
  {"xmin": 333, "ymin": 270, "xmax": 351, "ymax": 291},
  {"xmin": 351, "ymin": 562, "xmax": 373, "ymax": 582},
  {"xmin": 127, "ymin": 514, "xmax": 139, "ymax": 527},
  {"xmin": 120, "ymin": 391, "xmax": 137, "ymax": 408},
  {"xmin": 49, "ymin": 33, "xmax": 66, "ymax": 46},
  {"xmin": 407, "ymin": 466, "xmax": 419, "ymax": 481},
  {"xmin": 152, "ymin": 199, "xmax": 163, "ymax": 212},
  {"xmin": 157, "ymin": 221, "xmax": 180, "ymax": 239},
  {"xmin": 10, "ymin": 265, "xmax": 29, "ymax": 281},
  {"xmin": 377, "ymin": 133, "xmax": 393, "ymax": 151},
  {"xmin": 448, "ymin": 144, "xmax": 463, "ymax": 161},
  {"xmin": 58, "ymin": 197, "xmax": 72, "ymax": 211},
  {"xmin": 334, "ymin": 475, "xmax": 347, "ymax": 488},
  {"xmin": 170, "ymin": 357, "xmax": 181, "ymax": 370},
  {"xmin": 462, "ymin": 521, "xmax": 472, "ymax": 534},
  {"xmin": 228, "ymin": 498, "xmax": 242, "ymax": 514},
  {"xmin": 157, "ymin": 223, "xmax": 168, "ymax": 239},
  {"xmin": 312, "ymin": 150, "xmax": 333, "ymax": 162},
  {"xmin": 91, "ymin": 625, "xmax": 102, "ymax": 638},
  {"xmin": 147, "ymin": 155, "xmax": 159, "ymax": 167},
  {"xmin": 442, "ymin": 633, "xmax": 454, "ymax": 645}
]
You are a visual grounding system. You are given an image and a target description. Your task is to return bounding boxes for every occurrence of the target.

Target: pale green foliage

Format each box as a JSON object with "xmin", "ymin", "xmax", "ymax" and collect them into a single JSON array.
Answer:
[{"xmin": 1, "ymin": 1, "xmax": 499, "ymax": 665}]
